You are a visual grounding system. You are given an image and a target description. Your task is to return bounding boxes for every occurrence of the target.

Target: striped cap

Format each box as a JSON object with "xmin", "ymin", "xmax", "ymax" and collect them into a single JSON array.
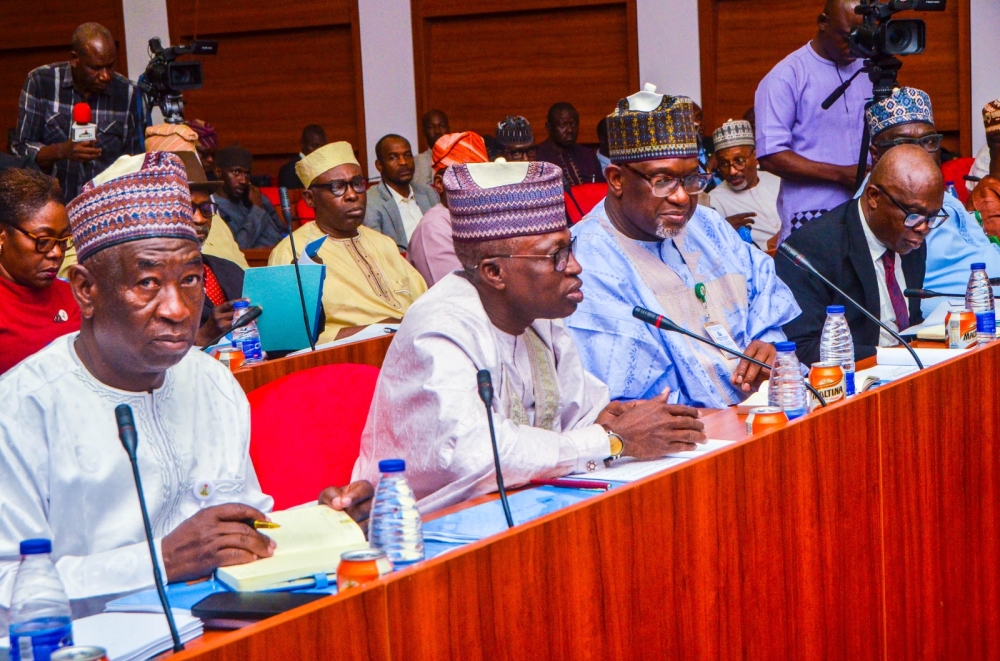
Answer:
[
  {"xmin": 445, "ymin": 161, "xmax": 566, "ymax": 242},
  {"xmin": 66, "ymin": 151, "xmax": 198, "ymax": 262},
  {"xmin": 607, "ymin": 84, "xmax": 700, "ymax": 163}
]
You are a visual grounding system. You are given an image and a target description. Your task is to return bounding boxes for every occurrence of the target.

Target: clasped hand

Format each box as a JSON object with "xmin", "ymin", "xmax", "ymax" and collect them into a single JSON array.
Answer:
[{"xmin": 597, "ymin": 388, "xmax": 706, "ymax": 459}]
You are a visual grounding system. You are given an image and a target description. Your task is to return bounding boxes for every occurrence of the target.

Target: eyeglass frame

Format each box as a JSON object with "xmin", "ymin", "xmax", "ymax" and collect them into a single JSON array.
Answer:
[
  {"xmin": 502, "ymin": 145, "xmax": 538, "ymax": 160},
  {"xmin": 4, "ymin": 223, "xmax": 74, "ymax": 253},
  {"xmin": 716, "ymin": 155, "xmax": 751, "ymax": 171},
  {"xmin": 310, "ymin": 175, "xmax": 368, "ymax": 197},
  {"xmin": 193, "ymin": 201, "xmax": 219, "ymax": 218},
  {"xmin": 486, "ymin": 236, "xmax": 577, "ymax": 272},
  {"xmin": 874, "ymin": 184, "xmax": 948, "ymax": 229},
  {"xmin": 620, "ymin": 162, "xmax": 712, "ymax": 198},
  {"xmin": 872, "ymin": 133, "xmax": 944, "ymax": 153}
]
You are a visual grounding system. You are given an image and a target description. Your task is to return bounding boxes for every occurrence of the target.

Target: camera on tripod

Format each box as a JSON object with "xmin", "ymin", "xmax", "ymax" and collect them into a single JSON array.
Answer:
[
  {"xmin": 848, "ymin": 0, "xmax": 946, "ymax": 59},
  {"xmin": 139, "ymin": 37, "xmax": 218, "ymax": 124}
]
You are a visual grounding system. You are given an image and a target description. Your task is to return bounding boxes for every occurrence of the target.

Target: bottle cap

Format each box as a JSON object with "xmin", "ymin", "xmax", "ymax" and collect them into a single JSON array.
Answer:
[
  {"xmin": 20, "ymin": 538, "xmax": 52, "ymax": 555},
  {"xmin": 233, "ymin": 299, "xmax": 249, "ymax": 308},
  {"xmin": 378, "ymin": 458, "xmax": 406, "ymax": 473},
  {"xmin": 971, "ymin": 262, "xmax": 986, "ymax": 270},
  {"xmin": 826, "ymin": 305, "xmax": 845, "ymax": 314},
  {"xmin": 774, "ymin": 341, "xmax": 796, "ymax": 352}
]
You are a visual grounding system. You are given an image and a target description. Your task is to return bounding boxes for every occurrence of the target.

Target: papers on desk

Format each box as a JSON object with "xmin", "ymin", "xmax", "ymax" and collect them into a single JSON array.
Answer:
[
  {"xmin": 902, "ymin": 299, "xmax": 966, "ymax": 340},
  {"xmin": 854, "ymin": 364, "xmax": 918, "ymax": 392},
  {"xmin": 876, "ymin": 346, "xmax": 968, "ymax": 367},
  {"xmin": 288, "ymin": 323, "xmax": 399, "ymax": 356},
  {"xmin": 574, "ymin": 439, "xmax": 736, "ymax": 483},
  {"xmin": 0, "ymin": 611, "xmax": 202, "ymax": 661}
]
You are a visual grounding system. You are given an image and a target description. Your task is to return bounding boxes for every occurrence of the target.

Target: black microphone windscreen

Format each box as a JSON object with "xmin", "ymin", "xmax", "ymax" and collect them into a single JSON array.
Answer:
[
  {"xmin": 115, "ymin": 404, "xmax": 137, "ymax": 456},
  {"xmin": 476, "ymin": 369, "xmax": 493, "ymax": 406},
  {"xmin": 631, "ymin": 306, "xmax": 660, "ymax": 326}
]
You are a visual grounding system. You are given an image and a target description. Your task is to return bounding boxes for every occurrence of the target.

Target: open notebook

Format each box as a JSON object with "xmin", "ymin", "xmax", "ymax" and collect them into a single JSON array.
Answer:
[{"xmin": 216, "ymin": 506, "xmax": 367, "ymax": 592}]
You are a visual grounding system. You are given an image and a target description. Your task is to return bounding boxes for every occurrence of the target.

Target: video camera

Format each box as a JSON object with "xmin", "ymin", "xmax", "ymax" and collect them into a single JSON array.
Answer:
[
  {"xmin": 848, "ymin": 0, "xmax": 946, "ymax": 59},
  {"xmin": 139, "ymin": 37, "xmax": 218, "ymax": 124}
]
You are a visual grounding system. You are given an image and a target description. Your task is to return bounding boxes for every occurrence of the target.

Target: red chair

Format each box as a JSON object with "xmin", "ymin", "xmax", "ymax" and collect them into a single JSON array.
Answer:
[
  {"xmin": 295, "ymin": 198, "xmax": 316, "ymax": 223},
  {"xmin": 248, "ymin": 363, "xmax": 380, "ymax": 509},
  {"xmin": 941, "ymin": 157, "xmax": 975, "ymax": 205},
  {"xmin": 564, "ymin": 183, "xmax": 609, "ymax": 223}
]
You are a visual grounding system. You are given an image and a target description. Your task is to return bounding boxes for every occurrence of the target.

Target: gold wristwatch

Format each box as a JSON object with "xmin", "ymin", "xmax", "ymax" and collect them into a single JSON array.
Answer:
[{"xmin": 605, "ymin": 431, "xmax": 625, "ymax": 466}]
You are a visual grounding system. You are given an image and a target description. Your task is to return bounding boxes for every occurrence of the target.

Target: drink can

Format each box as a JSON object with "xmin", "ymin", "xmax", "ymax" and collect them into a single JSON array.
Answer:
[
  {"xmin": 337, "ymin": 549, "xmax": 392, "ymax": 591},
  {"xmin": 745, "ymin": 407, "xmax": 788, "ymax": 435},
  {"xmin": 51, "ymin": 647, "xmax": 109, "ymax": 661},
  {"xmin": 216, "ymin": 346, "xmax": 245, "ymax": 372},
  {"xmin": 946, "ymin": 309, "xmax": 977, "ymax": 349},
  {"xmin": 809, "ymin": 361, "xmax": 846, "ymax": 403}
]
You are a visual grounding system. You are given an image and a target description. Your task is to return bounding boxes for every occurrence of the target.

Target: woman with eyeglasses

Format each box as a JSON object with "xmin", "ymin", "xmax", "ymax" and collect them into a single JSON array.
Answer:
[{"xmin": 0, "ymin": 168, "xmax": 81, "ymax": 375}]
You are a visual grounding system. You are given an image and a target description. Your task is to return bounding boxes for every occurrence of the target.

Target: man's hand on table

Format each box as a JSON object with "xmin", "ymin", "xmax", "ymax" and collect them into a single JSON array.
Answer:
[
  {"xmin": 162, "ymin": 503, "xmax": 275, "ymax": 583},
  {"xmin": 732, "ymin": 339, "xmax": 776, "ymax": 392},
  {"xmin": 598, "ymin": 389, "xmax": 706, "ymax": 459},
  {"xmin": 320, "ymin": 480, "xmax": 375, "ymax": 523}
]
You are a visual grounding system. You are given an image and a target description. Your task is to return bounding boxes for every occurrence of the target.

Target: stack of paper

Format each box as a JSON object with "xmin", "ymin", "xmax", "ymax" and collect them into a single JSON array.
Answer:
[
  {"xmin": 1, "ymin": 611, "xmax": 202, "ymax": 661},
  {"xmin": 876, "ymin": 346, "xmax": 967, "ymax": 367},
  {"xmin": 574, "ymin": 439, "xmax": 735, "ymax": 483}
]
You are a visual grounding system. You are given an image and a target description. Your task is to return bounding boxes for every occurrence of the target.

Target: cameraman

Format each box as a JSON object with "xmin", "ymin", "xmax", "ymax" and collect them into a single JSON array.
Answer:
[
  {"xmin": 754, "ymin": 0, "xmax": 871, "ymax": 243},
  {"xmin": 12, "ymin": 23, "xmax": 142, "ymax": 202}
]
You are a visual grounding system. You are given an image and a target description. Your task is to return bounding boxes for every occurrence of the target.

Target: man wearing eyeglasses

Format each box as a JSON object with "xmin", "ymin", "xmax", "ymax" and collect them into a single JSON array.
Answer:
[
  {"xmin": 777, "ymin": 145, "xmax": 944, "ymax": 364},
  {"xmin": 566, "ymin": 87, "xmax": 801, "ymax": 409},
  {"xmin": 268, "ymin": 142, "xmax": 427, "ymax": 344},
  {"xmin": 352, "ymin": 160, "xmax": 707, "ymax": 513},
  {"xmin": 857, "ymin": 87, "xmax": 1000, "ymax": 319},
  {"xmin": 496, "ymin": 116, "xmax": 537, "ymax": 163}
]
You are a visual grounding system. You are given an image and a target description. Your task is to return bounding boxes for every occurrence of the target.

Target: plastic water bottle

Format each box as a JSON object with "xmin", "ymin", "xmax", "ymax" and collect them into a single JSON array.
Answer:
[
  {"xmin": 737, "ymin": 225, "xmax": 754, "ymax": 244},
  {"xmin": 231, "ymin": 300, "xmax": 264, "ymax": 364},
  {"xmin": 945, "ymin": 181, "xmax": 959, "ymax": 199},
  {"xmin": 966, "ymin": 262, "xmax": 996, "ymax": 344},
  {"xmin": 819, "ymin": 305, "xmax": 856, "ymax": 396},
  {"xmin": 9, "ymin": 539, "xmax": 73, "ymax": 661},
  {"xmin": 368, "ymin": 459, "xmax": 425, "ymax": 568},
  {"xmin": 767, "ymin": 341, "xmax": 809, "ymax": 419}
]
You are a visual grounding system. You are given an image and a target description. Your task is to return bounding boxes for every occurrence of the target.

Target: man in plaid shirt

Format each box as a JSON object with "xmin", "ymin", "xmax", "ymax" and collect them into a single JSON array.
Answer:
[{"xmin": 12, "ymin": 23, "xmax": 142, "ymax": 201}]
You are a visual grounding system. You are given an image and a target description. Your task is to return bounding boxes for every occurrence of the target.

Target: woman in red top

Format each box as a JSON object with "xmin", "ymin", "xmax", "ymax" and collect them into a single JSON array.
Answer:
[{"xmin": 0, "ymin": 168, "xmax": 81, "ymax": 375}]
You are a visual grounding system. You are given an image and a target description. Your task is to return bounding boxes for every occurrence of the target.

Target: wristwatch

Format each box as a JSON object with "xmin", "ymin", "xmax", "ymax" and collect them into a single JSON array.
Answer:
[{"xmin": 605, "ymin": 431, "xmax": 625, "ymax": 467}]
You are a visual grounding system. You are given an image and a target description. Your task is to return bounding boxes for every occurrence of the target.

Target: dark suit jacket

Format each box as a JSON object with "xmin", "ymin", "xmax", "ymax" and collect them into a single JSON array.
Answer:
[
  {"xmin": 775, "ymin": 199, "xmax": 926, "ymax": 365},
  {"xmin": 278, "ymin": 155, "xmax": 303, "ymax": 189},
  {"xmin": 201, "ymin": 254, "xmax": 245, "ymax": 325}
]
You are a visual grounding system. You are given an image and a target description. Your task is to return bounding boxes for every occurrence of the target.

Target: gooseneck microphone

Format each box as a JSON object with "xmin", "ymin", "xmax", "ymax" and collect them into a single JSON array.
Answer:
[
  {"xmin": 476, "ymin": 370, "xmax": 514, "ymax": 528},
  {"xmin": 115, "ymin": 404, "xmax": 184, "ymax": 653},
  {"xmin": 904, "ymin": 288, "xmax": 965, "ymax": 299},
  {"xmin": 632, "ymin": 306, "xmax": 828, "ymax": 408},
  {"xmin": 278, "ymin": 187, "xmax": 316, "ymax": 352},
  {"xmin": 778, "ymin": 243, "xmax": 924, "ymax": 370},
  {"xmin": 200, "ymin": 305, "xmax": 263, "ymax": 352}
]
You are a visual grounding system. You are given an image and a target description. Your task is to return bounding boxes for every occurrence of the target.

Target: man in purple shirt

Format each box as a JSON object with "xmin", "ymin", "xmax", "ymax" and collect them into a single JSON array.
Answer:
[{"xmin": 755, "ymin": 0, "xmax": 871, "ymax": 243}]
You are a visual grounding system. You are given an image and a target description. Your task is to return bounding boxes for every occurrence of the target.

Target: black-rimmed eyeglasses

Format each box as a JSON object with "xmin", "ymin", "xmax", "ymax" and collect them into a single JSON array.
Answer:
[
  {"xmin": 876, "ymin": 185, "xmax": 948, "ymax": 229},
  {"xmin": 488, "ymin": 236, "xmax": 577, "ymax": 272},
  {"xmin": 311, "ymin": 176, "xmax": 367, "ymax": 197},
  {"xmin": 621, "ymin": 163, "xmax": 712, "ymax": 198}
]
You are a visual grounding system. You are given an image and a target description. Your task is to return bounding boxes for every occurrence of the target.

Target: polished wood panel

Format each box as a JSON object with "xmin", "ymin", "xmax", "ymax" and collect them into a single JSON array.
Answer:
[
  {"xmin": 0, "ymin": 1, "xmax": 127, "ymax": 140},
  {"xmin": 411, "ymin": 0, "xmax": 639, "ymax": 150},
  {"xmin": 698, "ymin": 0, "xmax": 973, "ymax": 155},
  {"xmin": 166, "ymin": 0, "xmax": 366, "ymax": 180},
  {"xmin": 233, "ymin": 333, "xmax": 393, "ymax": 393},
  {"xmin": 241, "ymin": 248, "xmax": 272, "ymax": 268}
]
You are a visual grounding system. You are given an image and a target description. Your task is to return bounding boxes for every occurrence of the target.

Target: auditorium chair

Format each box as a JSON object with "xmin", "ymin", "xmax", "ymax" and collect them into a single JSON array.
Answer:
[
  {"xmin": 248, "ymin": 363, "xmax": 380, "ymax": 509},
  {"xmin": 295, "ymin": 197, "xmax": 316, "ymax": 224},
  {"xmin": 941, "ymin": 157, "xmax": 975, "ymax": 205},
  {"xmin": 564, "ymin": 182, "xmax": 609, "ymax": 224}
]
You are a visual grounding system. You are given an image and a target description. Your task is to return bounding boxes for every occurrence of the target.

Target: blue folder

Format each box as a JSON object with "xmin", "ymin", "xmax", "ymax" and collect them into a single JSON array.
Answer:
[{"xmin": 242, "ymin": 264, "xmax": 325, "ymax": 352}]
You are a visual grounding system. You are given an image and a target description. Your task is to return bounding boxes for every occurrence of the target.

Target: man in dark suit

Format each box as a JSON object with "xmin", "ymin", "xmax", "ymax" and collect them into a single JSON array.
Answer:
[
  {"xmin": 363, "ymin": 134, "xmax": 439, "ymax": 251},
  {"xmin": 776, "ymin": 144, "xmax": 947, "ymax": 365},
  {"xmin": 278, "ymin": 125, "xmax": 327, "ymax": 190}
]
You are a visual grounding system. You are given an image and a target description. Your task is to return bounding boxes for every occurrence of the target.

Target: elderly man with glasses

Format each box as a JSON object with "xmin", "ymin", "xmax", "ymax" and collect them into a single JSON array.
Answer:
[
  {"xmin": 566, "ymin": 87, "xmax": 801, "ymax": 409},
  {"xmin": 268, "ymin": 142, "xmax": 427, "ymax": 343},
  {"xmin": 857, "ymin": 87, "xmax": 1000, "ymax": 319},
  {"xmin": 777, "ymin": 145, "xmax": 945, "ymax": 364}
]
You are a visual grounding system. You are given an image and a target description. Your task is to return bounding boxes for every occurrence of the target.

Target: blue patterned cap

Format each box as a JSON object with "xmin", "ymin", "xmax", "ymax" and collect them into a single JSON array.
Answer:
[
  {"xmin": 607, "ymin": 84, "xmax": 700, "ymax": 163},
  {"xmin": 866, "ymin": 87, "xmax": 934, "ymax": 138}
]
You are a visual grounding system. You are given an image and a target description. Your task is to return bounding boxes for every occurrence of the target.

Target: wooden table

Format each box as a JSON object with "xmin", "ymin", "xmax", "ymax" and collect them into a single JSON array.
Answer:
[{"xmin": 166, "ymin": 341, "xmax": 997, "ymax": 660}]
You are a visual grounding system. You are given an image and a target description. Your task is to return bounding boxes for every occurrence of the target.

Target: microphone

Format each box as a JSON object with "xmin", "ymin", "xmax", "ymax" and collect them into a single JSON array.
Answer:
[
  {"xmin": 200, "ymin": 305, "xmax": 263, "ymax": 352},
  {"xmin": 278, "ymin": 187, "xmax": 316, "ymax": 352},
  {"xmin": 71, "ymin": 103, "xmax": 97, "ymax": 142},
  {"xmin": 115, "ymin": 404, "xmax": 184, "ymax": 653},
  {"xmin": 778, "ymin": 243, "xmax": 924, "ymax": 370},
  {"xmin": 821, "ymin": 68, "xmax": 865, "ymax": 110},
  {"xmin": 476, "ymin": 370, "xmax": 514, "ymax": 528},
  {"xmin": 632, "ymin": 307, "xmax": 827, "ymax": 407},
  {"xmin": 903, "ymin": 288, "xmax": 965, "ymax": 299}
]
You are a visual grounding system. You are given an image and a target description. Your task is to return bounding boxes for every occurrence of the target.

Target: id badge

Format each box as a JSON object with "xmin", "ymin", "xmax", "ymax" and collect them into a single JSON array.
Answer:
[{"xmin": 704, "ymin": 323, "xmax": 741, "ymax": 360}]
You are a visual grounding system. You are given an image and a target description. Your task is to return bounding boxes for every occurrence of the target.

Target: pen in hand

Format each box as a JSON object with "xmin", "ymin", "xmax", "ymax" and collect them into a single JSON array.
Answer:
[{"xmin": 242, "ymin": 519, "xmax": 280, "ymax": 530}]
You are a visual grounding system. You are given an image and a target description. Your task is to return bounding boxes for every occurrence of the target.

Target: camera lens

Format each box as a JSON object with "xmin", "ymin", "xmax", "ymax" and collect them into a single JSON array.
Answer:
[{"xmin": 886, "ymin": 24, "xmax": 912, "ymax": 50}]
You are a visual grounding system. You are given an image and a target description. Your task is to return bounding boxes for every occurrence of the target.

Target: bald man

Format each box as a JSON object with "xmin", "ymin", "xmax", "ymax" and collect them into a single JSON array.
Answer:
[
  {"xmin": 755, "ymin": 0, "xmax": 872, "ymax": 242},
  {"xmin": 13, "ymin": 23, "xmax": 142, "ymax": 201},
  {"xmin": 776, "ymin": 145, "xmax": 947, "ymax": 364}
]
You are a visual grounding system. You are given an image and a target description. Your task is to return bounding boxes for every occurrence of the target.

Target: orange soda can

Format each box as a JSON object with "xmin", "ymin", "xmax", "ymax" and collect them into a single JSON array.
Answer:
[
  {"xmin": 809, "ymin": 361, "xmax": 846, "ymax": 403},
  {"xmin": 337, "ymin": 549, "xmax": 393, "ymax": 591},
  {"xmin": 745, "ymin": 407, "xmax": 788, "ymax": 435},
  {"xmin": 946, "ymin": 309, "xmax": 978, "ymax": 349},
  {"xmin": 51, "ymin": 647, "xmax": 109, "ymax": 661},
  {"xmin": 217, "ymin": 346, "xmax": 245, "ymax": 372}
]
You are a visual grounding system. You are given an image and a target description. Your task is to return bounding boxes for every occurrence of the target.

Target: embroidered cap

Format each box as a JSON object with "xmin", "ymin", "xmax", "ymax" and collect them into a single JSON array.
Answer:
[
  {"xmin": 606, "ymin": 84, "xmax": 700, "ymax": 163},
  {"xmin": 66, "ymin": 151, "xmax": 198, "ymax": 262},
  {"xmin": 496, "ymin": 116, "xmax": 534, "ymax": 148},
  {"xmin": 445, "ymin": 161, "xmax": 566, "ymax": 242},
  {"xmin": 296, "ymin": 141, "xmax": 360, "ymax": 187},
  {"xmin": 712, "ymin": 119, "xmax": 755, "ymax": 152},
  {"xmin": 984, "ymin": 99, "xmax": 1000, "ymax": 137},
  {"xmin": 866, "ymin": 87, "xmax": 934, "ymax": 138}
]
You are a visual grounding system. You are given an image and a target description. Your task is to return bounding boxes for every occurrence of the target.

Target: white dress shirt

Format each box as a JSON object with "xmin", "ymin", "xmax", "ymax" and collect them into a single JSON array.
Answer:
[
  {"xmin": 388, "ymin": 185, "xmax": 426, "ymax": 242},
  {"xmin": 859, "ymin": 199, "xmax": 907, "ymax": 346}
]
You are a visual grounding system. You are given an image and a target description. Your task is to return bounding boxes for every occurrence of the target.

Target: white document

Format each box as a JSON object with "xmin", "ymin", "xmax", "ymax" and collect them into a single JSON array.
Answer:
[
  {"xmin": 574, "ymin": 457, "xmax": 688, "ymax": 483},
  {"xmin": 876, "ymin": 346, "xmax": 968, "ymax": 367},
  {"xmin": 664, "ymin": 438, "xmax": 736, "ymax": 459},
  {"xmin": 854, "ymin": 364, "xmax": 919, "ymax": 392},
  {"xmin": 289, "ymin": 323, "xmax": 399, "ymax": 356}
]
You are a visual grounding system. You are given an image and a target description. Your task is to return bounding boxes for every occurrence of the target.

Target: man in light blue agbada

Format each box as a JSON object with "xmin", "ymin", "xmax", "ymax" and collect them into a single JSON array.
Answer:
[
  {"xmin": 567, "ymin": 84, "xmax": 801, "ymax": 408},
  {"xmin": 858, "ymin": 87, "xmax": 1000, "ymax": 318}
]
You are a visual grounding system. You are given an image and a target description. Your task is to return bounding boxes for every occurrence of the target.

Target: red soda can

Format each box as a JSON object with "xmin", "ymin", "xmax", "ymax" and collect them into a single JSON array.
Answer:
[
  {"xmin": 809, "ymin": 361, "xmax": 846, "ymax": 403},
  {"xmin": 745, "ymin": 407, "xmax": 789, "ymax": 435},
  {"xmin": 337, "ymin": 549, "xmax": 392, "ymax": 591}
]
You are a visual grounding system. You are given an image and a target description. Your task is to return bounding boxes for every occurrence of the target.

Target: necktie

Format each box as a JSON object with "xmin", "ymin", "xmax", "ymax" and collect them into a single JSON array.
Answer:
[
  {"xmin": 203, "ymin": 264, "xmax": 227, "ymax": 308},
  {"xmin": 880, "ymin": 250, "xmax": 909, "ymax": 331}
]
